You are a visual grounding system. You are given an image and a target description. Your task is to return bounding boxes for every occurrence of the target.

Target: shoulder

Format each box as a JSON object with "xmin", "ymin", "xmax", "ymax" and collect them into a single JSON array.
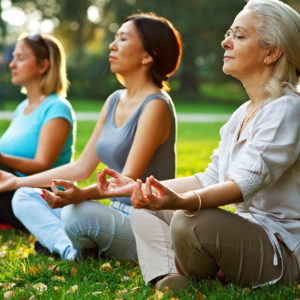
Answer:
[
  {"xmin": 43, "ymin": 94, "xmax": 73, "ymax": 110},
  {"xmin": 261, "ymin": 88, "xmax": 300, "ymax": 120},
  {"xmin": 40, "ymin": 94, "xmax": 75, "ymax": 124},
  {"xmin": 14, "ymin": 99, "xmax": 27, "ymax": 116},
  {"xmin": 253, "ymin": 88, "xmax": 300, "ymax": 139},
  {"xmin": 143, "ymin": 91, "xmax": 175, "ymax": 113},
  {"xmin": 106, "ymin": 89, "xmax": 124, "ymax": 105}
]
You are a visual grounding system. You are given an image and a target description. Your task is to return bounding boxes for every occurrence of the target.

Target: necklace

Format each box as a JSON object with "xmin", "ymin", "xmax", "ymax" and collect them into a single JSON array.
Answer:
[{"xmin": 244, "ymin": 106, "xmax": 260, "ymax": 125}]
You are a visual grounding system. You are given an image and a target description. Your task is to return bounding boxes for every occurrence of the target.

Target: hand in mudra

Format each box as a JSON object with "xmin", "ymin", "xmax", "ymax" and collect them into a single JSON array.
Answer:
[
  {"xmin": 41, "ymin": 179, "xmax": 83, "ymax": 208},
  {"xmin": 131, "ymin": 176, "xmax": 181, "ymax": 210},
  {"xmin": 96, "ymin": 168, "xmax": 135, "ymax": 198}
]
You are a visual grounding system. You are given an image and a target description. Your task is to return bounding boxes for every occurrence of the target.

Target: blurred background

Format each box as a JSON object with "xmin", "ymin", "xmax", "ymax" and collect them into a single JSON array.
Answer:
[{"xmin": 0, "ymin": 0, "xmax": 299, "ymax": 108}]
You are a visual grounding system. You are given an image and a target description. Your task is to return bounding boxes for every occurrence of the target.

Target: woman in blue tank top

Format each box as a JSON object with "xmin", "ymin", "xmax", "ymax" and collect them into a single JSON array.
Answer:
[
  {"xmin": 0, "ymin": 13, "xmax": 182, "ymax": 261},
  {"xmin": 0, "ymin": 33, "xmax": 75, "ymax": 230}
]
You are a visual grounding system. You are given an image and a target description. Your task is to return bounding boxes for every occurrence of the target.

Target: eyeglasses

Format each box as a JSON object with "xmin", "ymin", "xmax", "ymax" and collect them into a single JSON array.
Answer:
[
  {"xmin": 26, "ymin": 33, "xmax": 49, "ymax": 58},
  {"xmin": 224, "ymin": 28, "xmax": 242, "ymax": 42},
  {"xmin": 28, "ymin": 33, "xmax": 44, "ymax": 42}
]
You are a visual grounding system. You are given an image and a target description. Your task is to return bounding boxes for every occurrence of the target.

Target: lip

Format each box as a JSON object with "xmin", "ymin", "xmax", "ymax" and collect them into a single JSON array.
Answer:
[
  {"xmin": 223, "ymin": 55, "xmax": 234, "ymax": 60},
  {"xmin": 109, "ymin": 55, "xmax": 117, "ymax": 62}
]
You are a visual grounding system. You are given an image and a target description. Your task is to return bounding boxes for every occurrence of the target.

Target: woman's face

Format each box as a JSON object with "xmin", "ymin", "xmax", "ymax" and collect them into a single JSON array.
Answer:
[
  {"xmin": 109, "ymin": 20, "xmax": 148, "ymax": 75},
  {"xmin": 9, "ymin": 40, "xmax": 44, "ymax": 87},
  {"xmin": 221, "ymin": 9, "xmax": 269, "ymax": 81}
]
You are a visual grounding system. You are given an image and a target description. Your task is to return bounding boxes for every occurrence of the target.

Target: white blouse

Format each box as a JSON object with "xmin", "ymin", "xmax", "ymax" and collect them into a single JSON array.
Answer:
[{"xmin": 196, "ymin": 87, "xmax": 300, "ymax": 284}]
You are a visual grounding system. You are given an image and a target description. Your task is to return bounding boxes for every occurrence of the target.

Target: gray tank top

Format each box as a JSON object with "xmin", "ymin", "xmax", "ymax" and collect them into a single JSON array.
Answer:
[{"xmin": 95, "ymin": 89, "xmax": 177, "ymax": 205}]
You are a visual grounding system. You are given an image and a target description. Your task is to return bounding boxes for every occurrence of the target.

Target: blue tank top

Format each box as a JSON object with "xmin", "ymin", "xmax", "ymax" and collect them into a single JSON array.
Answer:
[{"xmin": 95, "ymin": 89, "xmax": 176, "ymax": 205}]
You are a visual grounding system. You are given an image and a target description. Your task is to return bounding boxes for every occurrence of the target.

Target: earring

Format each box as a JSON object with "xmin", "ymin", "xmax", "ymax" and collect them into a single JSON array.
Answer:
[
  {"xmin": 264, "ymin": 58, "xmax": 268, "ymax": 65},
  {"xmin": 142, "ymin": 60, "xmax": 145, "ymax": 65}
]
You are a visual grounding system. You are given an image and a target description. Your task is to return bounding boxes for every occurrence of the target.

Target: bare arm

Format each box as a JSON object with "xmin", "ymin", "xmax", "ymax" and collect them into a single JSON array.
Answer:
[
  {"xmin": 0, "ymin": 118, "xmax": 70, "ymax": 175},
  {"xmin": 43, "ymin": 98, "xmax": 175, "ymax": 207},
  {"xmin": 131, "ymin": 175, "xmax": 243, "ymax": 210},
  {"xmin": 121, "ymin": 99, "xmax": 173, "ymax": 179},
  {"xmin": 0, "ymin": 98, "xmax": 111, "ymax": 191}
]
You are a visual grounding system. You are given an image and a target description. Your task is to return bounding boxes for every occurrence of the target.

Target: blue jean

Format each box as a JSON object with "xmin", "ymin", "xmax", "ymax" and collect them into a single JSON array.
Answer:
[
  {"xmin": 12, "ymin": 187, "xmax": 137, "ymax": 261},
  {"xmin": 12, "ymin": 187, "xmax": 77, "ymax": 260},
  {"xmin": 61, "ymin": 200, "xmax": 137, "ymax": 260}
]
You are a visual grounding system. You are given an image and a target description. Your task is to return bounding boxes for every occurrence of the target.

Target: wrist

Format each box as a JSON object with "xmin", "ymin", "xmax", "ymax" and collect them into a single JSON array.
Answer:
[
  {"xmin": 14, "ymin": 176, "xmax": 22, "ymax": 189},
  {"xmin": 181, "ymin": 191, "xmax": 202, "ymax": 218}
]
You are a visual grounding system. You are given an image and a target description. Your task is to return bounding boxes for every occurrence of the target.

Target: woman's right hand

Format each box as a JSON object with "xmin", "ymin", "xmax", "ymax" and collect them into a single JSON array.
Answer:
[
  {"xmin": 0, "ymin": 170, "xmax": 18, "ymax": 192},
  {"xmin": 96, "ymin": 168, "xmax": 135, "ymax": 198}
]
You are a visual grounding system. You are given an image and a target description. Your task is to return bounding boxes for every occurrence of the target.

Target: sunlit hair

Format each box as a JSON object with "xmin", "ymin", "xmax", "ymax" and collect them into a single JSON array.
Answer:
[
  {"xmin": 19, "ymin": 33, "xmax": 69, "ymax": 97},
  {"xmin": 245, "ymin": 0, "xmax": 300, "ymax": 98},
  {"xmin": 116, "ymin": 13, "xmax": 182, "ymax": 91}
]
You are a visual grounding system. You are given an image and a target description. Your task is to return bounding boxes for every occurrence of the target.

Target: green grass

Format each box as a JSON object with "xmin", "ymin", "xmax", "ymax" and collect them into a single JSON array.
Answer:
[{"xmin": 0, "ymin": 120, "xmax": 299, "ymax": 299}]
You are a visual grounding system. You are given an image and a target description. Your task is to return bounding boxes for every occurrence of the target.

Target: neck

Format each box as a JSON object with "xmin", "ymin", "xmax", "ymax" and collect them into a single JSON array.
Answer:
[
  {"xmin": 122, "ymin": 70, "xmax": 161, "ymax": 100},
  {"xmin": 241, "ymin": 70, "xmax": 271, "ymax": 107},
  {"xmin": 25, "ymin": 82, "xmax": 45, "ymax": 104}
]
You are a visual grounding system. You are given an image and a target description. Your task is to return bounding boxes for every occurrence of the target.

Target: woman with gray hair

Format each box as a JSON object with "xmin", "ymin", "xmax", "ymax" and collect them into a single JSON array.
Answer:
[{"xmin": 97, "ymin": 0, "xmax": 300, "ymax": 290}]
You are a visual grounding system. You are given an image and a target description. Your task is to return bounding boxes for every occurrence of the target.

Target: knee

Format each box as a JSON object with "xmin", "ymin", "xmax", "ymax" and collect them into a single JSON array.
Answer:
[
  {"xmin": 130, "ymin": 208, "xmax": 153, "ymax": 237},
  {"xmin": 61, "ymin": 204, "xmax": 79, "ymax": 232},
  {"xmin": 12, "ymin": 187, "xmax": 40, "ymax": 217},
  {"xmin": 61, "ymin": 201, "xmax": 98, "ymax": 233},
  {"xmin": 171, "ymin": 209, "xmax": 218, "ymax": 248},
  {"xmin": 170, "ymin": 211, "xmax": 194, "ymax": 247},
  {"xmin": 130, "ymin": 208, "xmax": 143, "ymax": 233}
]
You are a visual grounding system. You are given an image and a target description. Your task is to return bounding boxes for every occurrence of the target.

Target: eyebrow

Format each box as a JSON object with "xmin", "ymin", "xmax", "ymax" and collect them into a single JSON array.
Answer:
[
  {"xmin": 232, "ymin": 26, "xmax": 248, "ymax": 32},
  {"xmin": 116, "ymin": 31, "xmax": 129, "ymax": 37}
]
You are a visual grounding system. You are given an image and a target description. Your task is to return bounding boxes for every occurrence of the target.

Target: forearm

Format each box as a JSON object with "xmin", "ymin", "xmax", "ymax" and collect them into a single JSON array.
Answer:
[
  {"xmin": 79, "ymin": 184, "xmax": 103, "ymax": 201},
  {"xmin": 162, "ymin": 175, "xmax": 202, "ymax": 194},
  {"xmin": 0, "ymin": 153, "xmax": 52, "ymax": 175},
  {"xmin": 15, "ymin": 161, "xmax": 88, "ymax": 189},
  {"xmin": 179, "ymin": 180, "xmax": 243, "ymax": 211}
]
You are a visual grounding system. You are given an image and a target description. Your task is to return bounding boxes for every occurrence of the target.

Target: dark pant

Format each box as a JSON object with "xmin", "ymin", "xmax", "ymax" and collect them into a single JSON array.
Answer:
[{"xmin": 0, "ymin": 164, "xmax": 26, "ymax": 230}]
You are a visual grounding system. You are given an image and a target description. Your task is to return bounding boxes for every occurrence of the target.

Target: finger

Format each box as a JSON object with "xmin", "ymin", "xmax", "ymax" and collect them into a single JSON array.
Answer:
[
  {"xmin": 42, "ymin": 189, "xmax": 66, "ymax": 208},
  {"xmin": 144, "ymin": 177, "xmax": 153, "ymax": 203},
  {"xmin": 99, "ymin": 171, "xmax": 107, "ymax": 187},
  {"xmin": 102, "ymin": 168, "xmax": 120, "ymax": 179},
  {"xmin": 148, "ymin": 176, "xmax": 168, "ymax": 195},
  {"xmin": 52, "ymin": 179, "xmax": 71, "ymax": 187},
  {"xmin": 96, "ymin": 171, "xmax": 102, "ymax": 188},
  {"xmin": 131, "ymin": 181, "xmax": 143, "ymax": 207},
  {"xmin": 51, "ymin": 181, "xmax": 69, "ymax": 197},
  {"xmin": 41, "ymin": 189, "xmax": 55, "ymax": 208}
]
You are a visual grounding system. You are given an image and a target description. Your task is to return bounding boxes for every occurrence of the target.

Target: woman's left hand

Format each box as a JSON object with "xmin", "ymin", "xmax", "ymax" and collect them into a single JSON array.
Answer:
[
  {"xmin": 131, "ymin": 176, "xmax": 183, "ymax": 210},
  {"xmin": 41, "ymin": 179, "xmax": 84, "ymax": 208}
]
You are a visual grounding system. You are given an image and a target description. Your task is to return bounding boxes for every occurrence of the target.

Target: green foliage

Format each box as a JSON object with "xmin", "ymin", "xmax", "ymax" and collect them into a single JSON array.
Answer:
[{"xmin": 2, "ymin": 0, "xmax": 245, "ymax": 101}]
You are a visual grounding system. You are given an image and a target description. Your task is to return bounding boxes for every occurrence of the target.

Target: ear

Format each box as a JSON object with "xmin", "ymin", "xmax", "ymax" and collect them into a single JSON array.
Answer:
[
  {"xmin": 265, "ymin": 46, "xmax": 283, "ymax": 65},
  {"xmin": 141, "ymin": 52, "xmax": 154, "ymax": 65},
  {"xmin": 39, "ymin": 58, "xmax": 50, "ymax": 75}
]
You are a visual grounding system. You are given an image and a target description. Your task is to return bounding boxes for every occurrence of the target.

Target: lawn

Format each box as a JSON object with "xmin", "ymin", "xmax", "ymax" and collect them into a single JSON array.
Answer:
[{"xmin": 0, "ymin": 119, "xmax": 299, "ymax": 299}]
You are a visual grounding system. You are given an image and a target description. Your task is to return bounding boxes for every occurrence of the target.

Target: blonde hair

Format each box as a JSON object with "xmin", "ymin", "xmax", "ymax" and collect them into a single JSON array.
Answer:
[
  {"xmin": 19, "ymin": 33, "xmax": 69, "ymax": 97},
  {"xmin": 245, "ymin": 0, "xmax": 300, "ymax": 98}
]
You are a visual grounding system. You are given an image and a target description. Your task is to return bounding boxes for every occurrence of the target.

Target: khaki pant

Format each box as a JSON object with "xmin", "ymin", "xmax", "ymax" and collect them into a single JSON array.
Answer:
[{"xmin": 131, "ymin": 208, "xmax": 300, "ymax": 286}]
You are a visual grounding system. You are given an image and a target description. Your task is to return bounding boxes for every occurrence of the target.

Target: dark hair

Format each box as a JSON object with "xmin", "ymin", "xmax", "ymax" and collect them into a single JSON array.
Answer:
[{"xmin": 124, "ymin": 13, "xmax": 182, "ymax": 91}]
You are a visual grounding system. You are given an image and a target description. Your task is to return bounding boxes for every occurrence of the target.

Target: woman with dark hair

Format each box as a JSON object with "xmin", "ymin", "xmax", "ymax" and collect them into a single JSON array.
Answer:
[
  {"xmin": 0, "ymin": 13, "xmax": 182, "ymax": 261},
  {"xmin": 0, "ymin": 33, "xmax": 75, "ymax": 230}
]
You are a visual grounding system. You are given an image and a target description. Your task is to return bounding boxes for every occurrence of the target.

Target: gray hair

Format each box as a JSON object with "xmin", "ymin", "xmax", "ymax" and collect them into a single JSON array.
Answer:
[{"xmin": 245, "ymin": 0, "xmax": 300, "ymax": 98}]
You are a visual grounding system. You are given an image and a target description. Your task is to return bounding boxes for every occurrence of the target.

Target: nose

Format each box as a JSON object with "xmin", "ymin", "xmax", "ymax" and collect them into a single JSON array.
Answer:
[
  {"xmin": 109, "ymin": 39, "xmax": 117, "ymax": 51},
  {"xmin": 9, "ymin": 58, "xmax": 16, "ymax": 69},
  {"xmin": 221, "ymin": 36, "xmax": 233, "ymax": 50}
]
